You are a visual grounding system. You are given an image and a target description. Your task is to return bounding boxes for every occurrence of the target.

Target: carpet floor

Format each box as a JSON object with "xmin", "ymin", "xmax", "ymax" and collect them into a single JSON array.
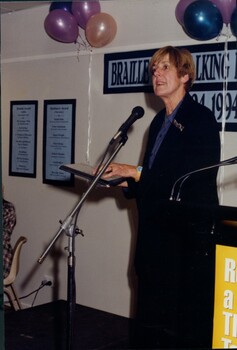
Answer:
[{"xmin": 4, "ymin": 300, "xmax": 131, "ymax": 350}]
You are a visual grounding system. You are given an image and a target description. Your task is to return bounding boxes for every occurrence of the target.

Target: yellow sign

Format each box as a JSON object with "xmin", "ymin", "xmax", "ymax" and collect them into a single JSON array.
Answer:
[{"xmin": 213, "ymin": 245, "xmax": 237, "ymax": 348}]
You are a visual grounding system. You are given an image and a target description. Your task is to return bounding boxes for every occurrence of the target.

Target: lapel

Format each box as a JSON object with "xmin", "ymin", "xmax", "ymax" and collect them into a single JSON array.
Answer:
[
  {"xmin": 142, "ymin": 93, "xmax": 194, "ymax": 174},
  {"xmin": 148, "ymin": 94, "xmax": 193, "ymax": 167},
  {"xmin": 171, "ymin": 93, "xmax": 193, "ymax": 129}
]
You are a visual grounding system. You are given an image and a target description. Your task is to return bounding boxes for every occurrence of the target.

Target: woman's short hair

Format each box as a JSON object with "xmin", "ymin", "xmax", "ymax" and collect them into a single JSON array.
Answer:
[{"xmin": 149, "ymin": 46, "xmax": 196, "ymax": 91}]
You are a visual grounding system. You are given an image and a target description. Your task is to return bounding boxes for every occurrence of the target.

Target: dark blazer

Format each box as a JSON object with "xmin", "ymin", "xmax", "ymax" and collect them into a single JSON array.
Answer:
[
  {"xmin": 140, "ymin": 93, "xmax": 220, "ymax": 203},
  {"xmin": 127, "ymin": 94, "xmax": 221, "ymax": 346},
  {"xmin": 127, "ymin": 93, "xmax": 220, "ymax": 251}
]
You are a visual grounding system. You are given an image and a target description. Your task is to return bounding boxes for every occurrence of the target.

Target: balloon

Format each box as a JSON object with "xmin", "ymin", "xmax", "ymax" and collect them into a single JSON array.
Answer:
[
  {"xmin": 175, "ymin": 0, "xmax": 196, "ymax": 25},
  {"xmin": 49, "ymin": 2, "xmax": 72, "ymax": 13},
  {"xmin": 72, "ymin": 1, "xmax": 101, "ymax": 29},
  {"xmin": 183, "ymin": 0, "xmax": 223, "ymax": 40},
  {"xmin": 210, "ymin": 0, "xmax": 236, "ymax": 24},
  {"xmin": 230, "ymin": 7, "xmax": 237, "ymax": 36},
  {"xmin": 44, "ymin": 9, "xmax": 79, "ymax": 43},
  {"xmin": 85, "ymin": 13, "xmax": 117, "ymax": 48}
]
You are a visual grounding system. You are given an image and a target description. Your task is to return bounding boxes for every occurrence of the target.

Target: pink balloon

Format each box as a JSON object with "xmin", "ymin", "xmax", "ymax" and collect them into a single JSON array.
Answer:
[
  {"xmin": 72, "ymin": 1, "xmax": 101, "ymax": 29},
  {"xmin": 175, "ymin": 0, "xmax": 196, "ymax": 25},
  {"xmin": 210, "ymin": 0, "xmax": 236, "ymax": 24},
  {"xmin": 85, "ymin": 13, "xmax": 117, "ymax": 48},
  {"xmin": 44, "ymin": 9, "xmax": 79, "ymax": 43}
]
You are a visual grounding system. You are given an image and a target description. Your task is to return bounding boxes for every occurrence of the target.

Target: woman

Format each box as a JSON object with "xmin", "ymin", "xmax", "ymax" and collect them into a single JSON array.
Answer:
[{"xmin": 102, "ymin": 46, "xmax": 220, "ymax": 348}]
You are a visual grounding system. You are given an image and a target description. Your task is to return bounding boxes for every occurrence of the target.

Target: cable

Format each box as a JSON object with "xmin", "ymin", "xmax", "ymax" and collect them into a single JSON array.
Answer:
[
  {"xmin": 4, "ymin": 280, "xmax": 52, "ymax": 308},
  {"xmin": 20, "ymin": 280, "xmax": 52, "ymax": 300}
]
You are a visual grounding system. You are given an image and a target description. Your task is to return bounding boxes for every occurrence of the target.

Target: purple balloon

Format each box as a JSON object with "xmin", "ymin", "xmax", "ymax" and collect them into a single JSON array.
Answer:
[
  {"xmin": 175, "ymin": 0, "xmax": 196, "ymax": 25},
  {"xmin": 210, "ymin": 0, "xmax": 236, "ymax": 24},
  {"xmin": 44, "ymin": 9, "xmax": 79, "ymax": 43},
  {"xmin": 72, "ymin": 1, "xmax": 101, "ymax": 29}
]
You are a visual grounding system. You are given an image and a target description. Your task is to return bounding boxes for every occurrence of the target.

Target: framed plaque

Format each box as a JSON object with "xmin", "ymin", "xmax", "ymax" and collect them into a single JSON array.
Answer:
[
  {"xmin": 43, "ymin": 99, "xmax": 76, "ymax": 185},
  {"xmin": 9, "ymin": 101, "xmax": 38, "ymax": 178}
]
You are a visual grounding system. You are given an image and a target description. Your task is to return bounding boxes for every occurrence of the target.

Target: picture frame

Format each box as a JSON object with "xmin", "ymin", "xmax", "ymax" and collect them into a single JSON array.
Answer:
[
  {"xmin": 9, "ymin": 100, "xmax": 38, "ymax": 178},
  {"xmin": 43, "ymin": 99, "xmax": 76, "ymax": 186}
]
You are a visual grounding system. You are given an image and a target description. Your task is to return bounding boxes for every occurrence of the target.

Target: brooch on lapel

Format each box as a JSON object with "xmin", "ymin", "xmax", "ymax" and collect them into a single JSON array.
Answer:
[{"xmin": 173, "ymin": 119, "xmax": 184, "ymax": 132}]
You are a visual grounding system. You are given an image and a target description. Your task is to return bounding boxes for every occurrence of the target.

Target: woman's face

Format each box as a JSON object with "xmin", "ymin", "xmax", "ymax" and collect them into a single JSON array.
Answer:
[{"xmin": 151, "ymin": 54, "xmax": 187, "ymax": 101}]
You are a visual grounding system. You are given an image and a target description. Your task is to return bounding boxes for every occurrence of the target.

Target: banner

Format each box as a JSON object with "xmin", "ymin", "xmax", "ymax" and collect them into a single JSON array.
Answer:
[
  {"xmin": 213, "ymin": 244, "xmax": 237, "ymax": 348},
  {"xmin": 104, "ymin": 41, "xmax": 237, "ymax": 131}
]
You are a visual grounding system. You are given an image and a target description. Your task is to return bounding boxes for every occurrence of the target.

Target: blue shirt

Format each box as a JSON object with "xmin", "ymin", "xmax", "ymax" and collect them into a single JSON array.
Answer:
[{"xmin": 149, "ymin": 101, "xmax": 183, "ymax": 169}]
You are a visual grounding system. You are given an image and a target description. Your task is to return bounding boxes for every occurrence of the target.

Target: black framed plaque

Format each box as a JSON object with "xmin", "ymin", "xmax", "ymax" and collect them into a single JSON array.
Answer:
[
  {"xmin": 43, "ymin": 99, "xmax": 76, "ymax": 185},
  {"xmin": 9, "ymin": 101, "xmax": 38, "ymax": 178}
]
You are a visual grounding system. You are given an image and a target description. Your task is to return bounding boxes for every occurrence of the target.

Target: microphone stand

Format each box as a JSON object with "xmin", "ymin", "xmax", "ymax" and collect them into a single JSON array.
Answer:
[{"xmin": 38, "ymin": 133, "xmax": 128, "ymax": 350}]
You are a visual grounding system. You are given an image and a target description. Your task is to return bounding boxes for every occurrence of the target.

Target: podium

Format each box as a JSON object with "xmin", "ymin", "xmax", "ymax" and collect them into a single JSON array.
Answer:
[
  {"xmin": 134, "ymin": 199, "xmax": 237, "ymax": 348},
  {"xmin": 160, "ymin": 200, "xmax": 237, "ymax": 245}
]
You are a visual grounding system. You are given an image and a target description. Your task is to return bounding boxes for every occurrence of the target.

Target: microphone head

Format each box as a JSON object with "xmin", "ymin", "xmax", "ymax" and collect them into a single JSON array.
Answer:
[{"xmin": 132, "ymin": 106, "xmax": 145, "ymax": 119}]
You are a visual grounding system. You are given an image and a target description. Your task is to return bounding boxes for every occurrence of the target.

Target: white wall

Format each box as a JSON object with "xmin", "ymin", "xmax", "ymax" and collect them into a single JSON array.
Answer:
[{"xmin": 1, "ymin": 0, "xmax": 237, "ymax": 317}]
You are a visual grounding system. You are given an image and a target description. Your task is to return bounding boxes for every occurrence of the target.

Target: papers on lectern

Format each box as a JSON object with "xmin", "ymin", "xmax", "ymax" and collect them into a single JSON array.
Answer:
[{"xmin": 60, "ymin": 163, "xmax": 125, "ymax": 187}]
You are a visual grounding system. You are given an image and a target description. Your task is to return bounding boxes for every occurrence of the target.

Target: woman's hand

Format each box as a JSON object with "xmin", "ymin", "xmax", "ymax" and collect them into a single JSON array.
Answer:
[
  {"xmin": 93, "ymin": 163, "xmax": 141, "ymax": 187},
  {"xmin": 104, "ymin": 163, "xmax": 136, "ymax": 178}
]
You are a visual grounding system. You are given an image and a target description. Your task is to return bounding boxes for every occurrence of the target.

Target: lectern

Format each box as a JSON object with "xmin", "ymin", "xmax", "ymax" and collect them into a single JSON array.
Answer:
[{"xmin": 155, "ymin": 200, "xmax": 237, "ymax": 348}]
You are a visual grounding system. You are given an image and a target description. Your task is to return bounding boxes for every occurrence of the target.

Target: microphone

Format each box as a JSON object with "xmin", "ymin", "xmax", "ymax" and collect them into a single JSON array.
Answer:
[
  {"xmin": 170, "ymin": 156, "xmax": 237, "ymax": 202},
  {"xmin": 110, "ymin": 106, "xmax": 144, "ymax": 144}
]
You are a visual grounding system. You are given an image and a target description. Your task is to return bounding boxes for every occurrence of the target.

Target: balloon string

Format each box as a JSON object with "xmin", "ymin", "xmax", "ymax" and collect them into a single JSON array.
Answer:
[
  {"xmin": 218, "ymin": 29, "xmax": 229, "ymax": 204},
  {"xmin": 75, "ymin": 34, "xmax": 92, "ymax": 163},
  {"xmin": 86, "ymin": 51, "xmax": 93, "ymax": 164},
  {"xmin": 76, "ymin": 34, "xmax": 92, "ymax": 62}
]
